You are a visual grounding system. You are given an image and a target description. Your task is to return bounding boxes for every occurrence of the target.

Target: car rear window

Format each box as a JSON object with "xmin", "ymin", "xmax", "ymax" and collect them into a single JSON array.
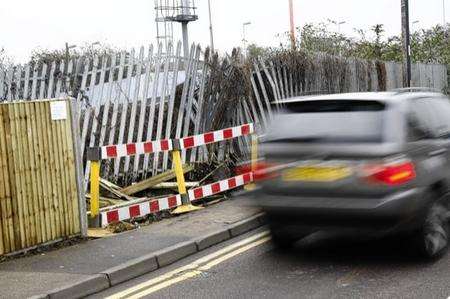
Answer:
[{"xmin": 266, "ymin": 100, "xmax": 387, "ymax": 143}]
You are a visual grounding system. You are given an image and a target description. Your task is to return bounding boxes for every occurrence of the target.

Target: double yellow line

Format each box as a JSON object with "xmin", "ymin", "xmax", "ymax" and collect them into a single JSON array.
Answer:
[{"xmin": 106, "ymin": 231, "xmax": 271, "ymax": 299}]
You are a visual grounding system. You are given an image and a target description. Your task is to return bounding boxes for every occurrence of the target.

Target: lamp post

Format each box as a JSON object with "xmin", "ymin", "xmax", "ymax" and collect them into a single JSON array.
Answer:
[
  {"xmin": 242, "ymin": 22, "xmax": 251, "ymax": 55},
  {"xmin": 207, "ymin": 0, "xmax": 215, "ymax": 51},
  {"xmin": 337, "ymin": 21, "xmax": 346, "ymax": 35}
]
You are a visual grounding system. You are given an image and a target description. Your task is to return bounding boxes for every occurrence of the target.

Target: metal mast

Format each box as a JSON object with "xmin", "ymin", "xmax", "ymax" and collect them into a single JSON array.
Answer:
[{"xmin": 154, "ymin": 0, "xmax": 198, "ymax": 57}]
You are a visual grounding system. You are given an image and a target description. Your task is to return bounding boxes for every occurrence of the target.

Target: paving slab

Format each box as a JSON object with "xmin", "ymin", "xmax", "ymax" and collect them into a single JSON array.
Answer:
[{"xmin": 0, "ymin": 196, "xmax": 260, "ymax": 298}]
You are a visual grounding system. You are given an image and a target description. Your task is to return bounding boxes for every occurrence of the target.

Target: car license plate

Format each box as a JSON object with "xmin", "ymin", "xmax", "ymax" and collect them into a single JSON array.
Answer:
[{"xmin": 282, "ymin": 166, "xmax": 352, "ymax": 182}]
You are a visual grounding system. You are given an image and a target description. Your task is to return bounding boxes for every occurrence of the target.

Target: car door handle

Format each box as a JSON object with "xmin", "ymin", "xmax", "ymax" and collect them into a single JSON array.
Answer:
[{"xmin": 429, "ymin": 149, "xmax": 448, "ymax": 157}]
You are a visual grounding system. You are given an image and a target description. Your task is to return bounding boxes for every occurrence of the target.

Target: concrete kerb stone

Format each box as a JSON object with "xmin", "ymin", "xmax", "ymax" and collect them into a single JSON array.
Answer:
[
  {"xmin": 155, "ymin": 241, "xmax": 198, "ymax": 268},
  {"xmin": 228, "ymin": 213, "xmax": 266, "ymax": 237},
  {"xmin": 194, "ymin": 229, "xmax": 232, "ymax": 251},
  {"xmin": 36, "ymin": 212, "xmax": 268, "ymax": 299},
  {"xmin": 47, "ymin": 274, "xmax": 110, "ymax": 299},
  {"xmin": 101, "ymin": 254, "xmax": 159, "ymax": 287}
]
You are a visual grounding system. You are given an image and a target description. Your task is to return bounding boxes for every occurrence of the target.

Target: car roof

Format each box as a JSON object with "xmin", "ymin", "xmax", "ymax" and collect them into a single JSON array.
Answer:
[{"xmin": 275, "ymin": 90, "xmax": 446, "ymax": 105}]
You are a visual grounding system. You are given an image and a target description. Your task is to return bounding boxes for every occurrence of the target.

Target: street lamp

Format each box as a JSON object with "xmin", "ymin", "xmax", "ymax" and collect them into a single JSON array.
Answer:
[
  {"xmin": 207, "ymin": 0, "xmax": 215, "ymax": 51},
  {"xmin": 337, "ymin": 21, "xmax": 346, "ymax": 35},
  {"xmin": 242, "ymin": 22, "xmax": 251, "ymax": 54},
  {"xmin": 412, "ymin": 20, "xmax": 419, "ymax": 32},
  {"xmin": 444, "ymin": 0, "xmax": 447, "ymax": 25}
]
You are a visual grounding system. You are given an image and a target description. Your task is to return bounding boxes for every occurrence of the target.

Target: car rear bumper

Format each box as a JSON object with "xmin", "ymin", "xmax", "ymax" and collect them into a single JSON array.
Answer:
[{"xmin": 254, "ymin": 187, "xmax": 429, "ymax": 233}]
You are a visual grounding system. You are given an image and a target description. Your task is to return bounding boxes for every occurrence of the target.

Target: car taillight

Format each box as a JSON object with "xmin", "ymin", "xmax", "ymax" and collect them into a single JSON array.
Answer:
[{"xmin": 363, "ymin": 160, "xmax": 416, "ymax": 186}]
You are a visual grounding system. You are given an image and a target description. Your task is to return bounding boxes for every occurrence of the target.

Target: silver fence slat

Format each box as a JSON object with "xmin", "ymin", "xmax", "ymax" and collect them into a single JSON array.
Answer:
[
  {"xmin": 38, "ymin": 63, "xmax": 48, "ymax": 100},
  {"xmin": 190, "ymin": 51, "xmax": 209, "ymax": 163},
  {"xmin": 162, "ymin": 41, "xmax": 182, "ymax": 171},
  {"xmin": 181, "ymin": 45, "xmax": 201, "ymax": 163},
  {"xmin": 142, "ymin": 44, "xmax": 163, "ymax": 177},
  {"xmin": 133, "ymin": 45, "xmax": 155, "ymax": 177},
  {"xmin": 152, "ymin": 43, "xmax": 173, "ymax": 174},
  {"xmin": 23, "ymin": 64, "xmax": 31, "ymax": 100},
  {"xmin": 46, "ymin": 61, "xmax": 57, "ymax": 99},
  {"xmin": 30, "ymin": 64, "xmax": 38, "ymax": 100},
  {"xmin": 124, "ymin": 47, "xmax": 145, "ymax": 178},
  {"xmin": 250, "ymin": 74, "xmax": 268, "ymax": 127},
  {"xmin": 114, "ymin": 48, "xmax": 135, "ymax": 179},
  {"xmin": 84, "ymin": 55, "xmax": 109, "ymax": 187},
  {"xmin": 106, "ymin": 52, "xmax": 126, "ymax": 178}
]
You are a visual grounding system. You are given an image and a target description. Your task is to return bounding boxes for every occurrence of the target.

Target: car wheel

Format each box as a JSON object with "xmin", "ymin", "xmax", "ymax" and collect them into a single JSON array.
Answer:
[
  {"xmin": 415, "ymin": 201, "xmax": 449, "ymax": 259},
  {"xmin": 269, "ymin": 223, "xmax": 310, "ymax": 249}
]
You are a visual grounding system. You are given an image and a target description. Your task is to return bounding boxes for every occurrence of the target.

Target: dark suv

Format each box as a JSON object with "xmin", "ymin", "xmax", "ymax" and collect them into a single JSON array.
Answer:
[{"xmin": 256, "ymin": 90, "xmax": 450, "ymax": 259}]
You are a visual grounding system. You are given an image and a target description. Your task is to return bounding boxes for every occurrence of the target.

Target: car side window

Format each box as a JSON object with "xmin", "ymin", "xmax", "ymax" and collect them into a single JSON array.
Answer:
[
  {"xmin": 407, "ymin": 99, "xmax": 440, "ymax": 141},
  {"xmin": 430, "ymin": 98, "xmax": 450, "ymax": 138}
]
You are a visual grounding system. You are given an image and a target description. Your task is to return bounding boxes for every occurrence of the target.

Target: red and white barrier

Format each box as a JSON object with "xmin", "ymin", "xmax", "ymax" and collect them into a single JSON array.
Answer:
[
  {"xmin": 100, "ymin": 172, "xmax": 254, "ymax": 227},
  {"xmin": 100, "ymin": 140, "xmax": 173, "ymax": 160},
  {"xmin": 100, "ymin": 195, "xmax": 182, "ymax": 227},
  {"xmin": 96, "ymin": 123, "xmax": 253, "ymax": 160},
  {"xmin": 188, "ymin": 173, "xmax": 253, "ymax": 201},
  {"xmin": 178, "ymin": 124, "xmax": 254, "ymax": 150}
]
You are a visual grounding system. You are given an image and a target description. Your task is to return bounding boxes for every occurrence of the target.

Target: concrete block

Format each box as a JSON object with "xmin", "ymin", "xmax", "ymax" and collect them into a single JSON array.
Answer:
[
  {"xmin": 156, "ymin": 241, "xmax": 197, "ymax": 268},
  {"xmin": 47, "ymin": 274, "xmax": 109, "ymax": 299},
  {"xmin": 229, "ymin": 214, "xmax": 263, "ymax": 237},
  {"xmin": 195, "ymin": 229, "xmax": 231, "ymax": 251},
  {"xmin": 102, "ymin": 254, "xmax": 158, "ymax": 286}
]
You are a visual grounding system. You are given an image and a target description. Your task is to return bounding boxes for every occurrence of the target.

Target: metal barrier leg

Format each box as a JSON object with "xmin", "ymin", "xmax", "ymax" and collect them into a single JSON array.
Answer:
[{"xmin": 171, "ymin": 150, "xmax": 203, "ymax": 215}]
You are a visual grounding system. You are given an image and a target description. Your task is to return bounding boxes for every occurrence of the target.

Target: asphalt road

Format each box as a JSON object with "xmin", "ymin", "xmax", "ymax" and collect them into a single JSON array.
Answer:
[{"xmin": 93, "ymin": 227, "xmax": 450, "ymax": 299}]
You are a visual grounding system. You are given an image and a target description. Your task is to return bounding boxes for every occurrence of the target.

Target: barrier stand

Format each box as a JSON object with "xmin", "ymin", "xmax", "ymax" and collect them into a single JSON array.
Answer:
[
  {"xmin": 171, "ymin": 149, "xmax": 203, "ymax": 215},
  {"xmin": 87, "ymin": 147, "xmax": 101, "ymax": 226},
  {"xmin": 245, "ymin": 134, "xmax": 258, "ymax": 191}
]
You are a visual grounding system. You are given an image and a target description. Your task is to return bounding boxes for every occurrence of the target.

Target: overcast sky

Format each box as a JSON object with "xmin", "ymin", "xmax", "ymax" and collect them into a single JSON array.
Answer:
[{"xmin": 0, "ymin": 0, "xmax": 447, "ymax": 62}]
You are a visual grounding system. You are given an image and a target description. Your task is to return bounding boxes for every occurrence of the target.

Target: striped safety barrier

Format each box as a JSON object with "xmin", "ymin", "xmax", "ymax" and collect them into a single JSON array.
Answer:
[
  {"xmin": 100, "ymin": 139, "xmax": 173, "ymax": 160},
  {"xmin": 188, "ymin": 173, "xmax": 253, "ymax": 201},
  {"xmin": 101, "ymin": 194, "xmax": 182, "ymax": 227},
  {"xmin": 100, "ymin": 172, "xmax": 254, "ymax": 227},
  {"xmin": 176, "ymin": 123, "xmax": 254, "ymax": 150},
  {"xmin": 95, "ymin": 123, "xmax": 254, "ymax": 160}
]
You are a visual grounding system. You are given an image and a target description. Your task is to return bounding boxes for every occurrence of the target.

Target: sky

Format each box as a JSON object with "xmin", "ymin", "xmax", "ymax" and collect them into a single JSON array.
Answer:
[{"xmin": 0, "ymin": 0, "xmax": 447, "ymax": 62}]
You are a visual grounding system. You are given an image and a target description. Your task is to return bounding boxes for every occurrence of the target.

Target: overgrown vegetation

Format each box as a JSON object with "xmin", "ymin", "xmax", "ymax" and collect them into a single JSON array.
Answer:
[{"xmin": 259, "ymin": 20, "xmax": 450, "ymax": 65}]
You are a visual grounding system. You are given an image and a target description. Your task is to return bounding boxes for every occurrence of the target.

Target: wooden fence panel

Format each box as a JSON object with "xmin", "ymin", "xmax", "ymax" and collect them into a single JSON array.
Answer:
[{"xmin": 0, "ymin": 99, "xmax": 82, "ymax": 255}]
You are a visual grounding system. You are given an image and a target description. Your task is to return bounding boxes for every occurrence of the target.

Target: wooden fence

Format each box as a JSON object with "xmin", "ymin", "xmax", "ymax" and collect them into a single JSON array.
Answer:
[{"xmin": 0, "ymin": 99, "xmax": 84, "ymax": 255}]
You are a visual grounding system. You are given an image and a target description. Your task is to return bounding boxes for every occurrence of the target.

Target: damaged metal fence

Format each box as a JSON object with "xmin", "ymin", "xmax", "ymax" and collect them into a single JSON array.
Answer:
[{"xmin": 0, "ymin": 45, "xmax": 448, "ymax": 189}]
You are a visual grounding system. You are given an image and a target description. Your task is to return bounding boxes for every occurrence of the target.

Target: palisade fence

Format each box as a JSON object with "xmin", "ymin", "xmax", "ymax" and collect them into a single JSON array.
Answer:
[{"xmin": 0, "ymin": 43, "xmax": 448, "ymax": 189}]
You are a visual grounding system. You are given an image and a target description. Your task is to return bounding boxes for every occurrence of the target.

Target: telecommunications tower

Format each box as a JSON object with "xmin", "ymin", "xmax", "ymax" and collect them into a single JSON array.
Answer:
[{"xmin": 155, "ymin": 0, "xmax": 198, "ymax": 57}]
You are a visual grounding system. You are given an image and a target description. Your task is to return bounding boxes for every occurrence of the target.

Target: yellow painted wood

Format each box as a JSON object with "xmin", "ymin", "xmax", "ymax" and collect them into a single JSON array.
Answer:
[
  {"xmin": 90, "ymin": 161, "xmax": 100, "ymax": 218},
  {"xmin": 172, "ymin": 150, "xmax": 187, "ymax": 195}
]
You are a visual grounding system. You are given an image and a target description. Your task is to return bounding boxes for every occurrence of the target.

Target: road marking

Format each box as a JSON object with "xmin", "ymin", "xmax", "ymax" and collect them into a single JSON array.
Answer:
[{"xmin": 106, "ymin": 230, "xmax": 271, "ymax": 299}]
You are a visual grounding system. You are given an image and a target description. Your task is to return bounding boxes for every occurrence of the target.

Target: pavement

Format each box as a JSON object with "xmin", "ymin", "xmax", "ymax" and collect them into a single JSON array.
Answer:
[
  {"xmin": 92, "ymin": 228, "xmax": 450, "ymax": 299},
  {"xmin": 0, "ymin": 196, "xmax": 263, "ymax": 299}
]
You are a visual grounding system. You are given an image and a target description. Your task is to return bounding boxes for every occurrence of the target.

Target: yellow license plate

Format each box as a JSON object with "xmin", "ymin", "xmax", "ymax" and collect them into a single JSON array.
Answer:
[{"xmin": 282, "ymin": 166, "xmax": 352, "ymax": 182}]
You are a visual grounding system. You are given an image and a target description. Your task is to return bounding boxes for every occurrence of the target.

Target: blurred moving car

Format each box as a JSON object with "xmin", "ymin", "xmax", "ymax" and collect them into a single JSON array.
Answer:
[{"xmin": 256, "ymin": 89, "xmax": 450, "ymax": 259}]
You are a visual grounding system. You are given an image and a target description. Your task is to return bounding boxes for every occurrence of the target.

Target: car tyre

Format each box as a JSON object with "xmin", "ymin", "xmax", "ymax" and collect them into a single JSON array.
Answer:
[{"xmin": 415, "ymin": 201, "xmax": 449, "ymax": 260}]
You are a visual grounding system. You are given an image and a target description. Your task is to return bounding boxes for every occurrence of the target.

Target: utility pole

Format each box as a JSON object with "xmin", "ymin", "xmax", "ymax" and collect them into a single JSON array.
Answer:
[
  {"xmin": 207, "ymin": 0, "xmax": 215, "ymax": 51},
  {"xmin": 242, "ymin": 22, "xmax": 251, "ymax": 55},
  {"xmin": 289, "ymin": 0, "xmax": 296, "ymax": 50},
  {"xmin": 401, "ymin": 0, "xmax": 412, "ymax": 88},
  {"xmin": 444, "ymin": 0, "xmax": 447, "ymax": 25}
]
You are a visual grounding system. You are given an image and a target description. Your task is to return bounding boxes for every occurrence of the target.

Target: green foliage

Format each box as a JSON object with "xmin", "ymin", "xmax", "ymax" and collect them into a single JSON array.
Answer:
[
  {"xmin": 273, "ymin": 21, "xmax": 450, "ymax": 65},
  {"xmin": 29, "ymin": 42, "xmax": 121, "ymax": 65}
]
